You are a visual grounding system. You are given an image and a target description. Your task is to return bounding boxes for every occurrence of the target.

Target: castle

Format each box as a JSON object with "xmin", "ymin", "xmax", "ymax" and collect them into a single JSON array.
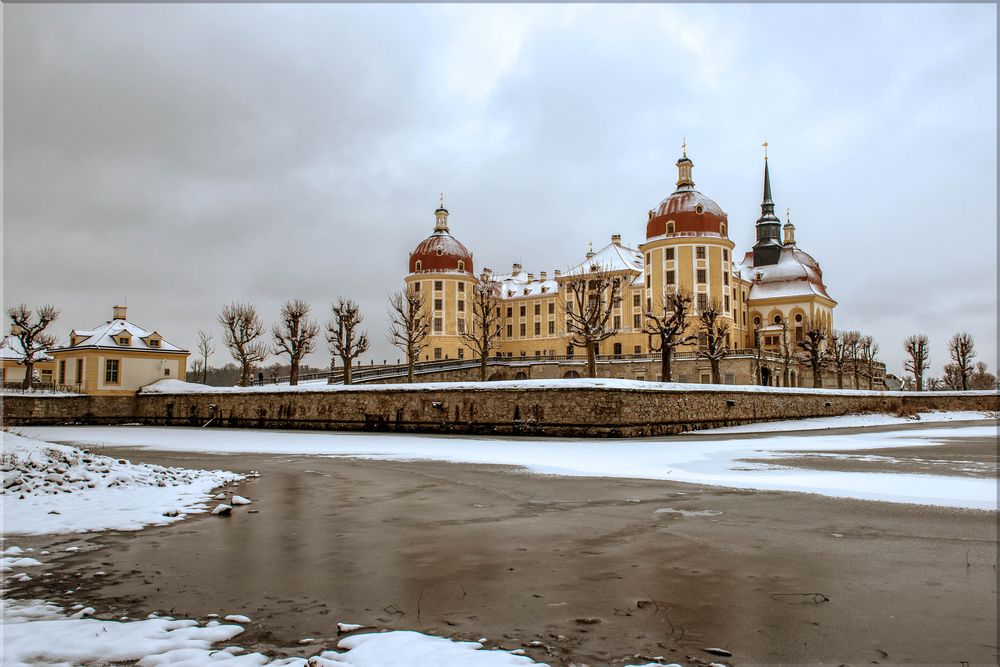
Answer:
[{"xmin": 404, "ymin": 148, "xmax": 857, "ymax": 387}]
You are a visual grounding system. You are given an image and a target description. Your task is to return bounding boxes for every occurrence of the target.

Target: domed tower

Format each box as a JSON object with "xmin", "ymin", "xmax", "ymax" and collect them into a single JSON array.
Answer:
[
  {"xmin": 639, "ymin": 144, "xmax": 740, "ymax": 344},
  {"xmin": 404, "ymin": 196, "xmax": 477, "ymax": 363}
]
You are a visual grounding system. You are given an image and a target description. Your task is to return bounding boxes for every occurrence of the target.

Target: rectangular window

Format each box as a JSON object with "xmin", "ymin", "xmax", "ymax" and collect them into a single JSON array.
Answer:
[
  {"xmin": 534, "ymin": 304, "xmax": 541, "ymax": 316},
  {"xmin": 548, "ymin": 302, "xmax": 555, "ymax": 314},
  {"xmin": 164, "ymin": 368, "xmax": 171, "ymax": 376},
  {"xmin": 725, "ymin": 295, "xmax": 730, "ymax": 311},
  {"xmin": 76, "ymin": 359, "xmax": 84, "ymax": 384},
  {"xmin": 118, "ymin": 337, "xmax": 129, "ymax": 346},
  {"xmin": 696, "ymin": 247, "xmax": 706, "ymax": 260},
  {"xmin": 725, "ymin": 373, "xmax": 735, "ymax": 385},
  {"xmin": 723, "ymin": 271, "xmax": 730, "ymax": 285},
  {"xmin": 457, "ymin": 319, "xmax": 466, "ymax": 334},
  {"xmin": 548, "ymin": 321, "xmax": 555, "ymax": 334},
  {"xmin": 414, "ymin": 282, "xmax": 421, "ymax": 292},
  {"xmin": 434, "ymin": 317, "xmax": 443, "ymax": 333},
  {"xmin": 666, "ymin": 270, "xmax": 675, "ymax": 285},
  {"xmin": 434, "ymin": 299, "xmax": 443, "ymax": 311},
  {"xmin": 520, "ymin": 323, "xmax": 526, "ymax": 336},
  {"xmin": 697, "ymin": 294, "xmax": 708, "ymax": 311},
  {"xmin": 434, "ymin": 281, "xmax": 443, "ymax": 291},
  {"xmin": 457, "ymin": 300, "xmax": 465, "ymax": 312},
  {"xmin": 646, "ymin": 275, "xmax": 651, "ymax": 288},
  {"xmin": 665, "ymin": 248, "xmax": 675, "ymax": 261},
  {"xmin": 634, "ymin": 345, "xmax": 642, "ymax": 354},
  {"xmin": 434, "ymin": 348, "xmax": 442, "ymax": 360},
  {"xmin": 507, "ymin": 325, "xmax": 513, "ymax": 337},
  {"xmin": 458, "ymin": 283, "xmax": 464, "ymax": 293},
  {"xmin": 723, "ymin": 249, "xmax": 729, "ymax": 262},
  {"xmin": 697, "ymin": 269, "xmax": 706, "ymax": 283},
  {"xmin": 149, "ymin": 339, "xmax": 160, "ymax": 348},
  {"xmin": 520, "ymin": 305, "xmax": 526, "ymax": 317},
  {"xmin": 58, "ymin": 360, "xmax": 66, "ymax": 383},
  {"xmin": 534, "ymin": 322, "xmax": 541, "ymax": 335},
  {"xmin": 633, "ymin": 293, "xmax": 641, "ymax": 307},
  {"xmin": 645, "ymin": 253, "xmax": 651, "ymax": 266},
  {"xmin": 613, "ymin": 315, "xmax": 621, "ymax": 329},
  {"xmin": 507, "ymin": 307, "xmax": 512, "ymax": 318},
  {"xmin": 633, "ymin": 314, "xmax": 641, "ymax": 329},
  {"xmin": 104, "ymin": 359, "xmax": 119, "ymax": 384}
]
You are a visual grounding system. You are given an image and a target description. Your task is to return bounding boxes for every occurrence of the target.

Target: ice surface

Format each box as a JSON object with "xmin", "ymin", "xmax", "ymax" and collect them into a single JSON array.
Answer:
[{"xmin": 17, "ymin": 423, "xmax": 998, "ymax": 510}]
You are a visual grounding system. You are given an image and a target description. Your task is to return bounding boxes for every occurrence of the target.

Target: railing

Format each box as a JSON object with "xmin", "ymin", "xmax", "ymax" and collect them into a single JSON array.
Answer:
[{"xmin": 2, "ymin": 382, "xmax": 83, "ymax": 394}]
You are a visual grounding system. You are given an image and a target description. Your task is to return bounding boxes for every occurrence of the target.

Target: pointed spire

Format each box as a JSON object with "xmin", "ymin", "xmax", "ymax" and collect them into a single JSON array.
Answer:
[
  {"xmin": 758, "ymin": 158, "xmax": 779, "ymax": 224},
  {"xmin": 752, "ymin": 147, "xmax": 783, "ymax": 266}
]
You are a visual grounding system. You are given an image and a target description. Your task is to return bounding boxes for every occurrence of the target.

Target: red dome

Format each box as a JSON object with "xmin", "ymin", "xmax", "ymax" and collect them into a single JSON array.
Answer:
[
  {"xmin": 646, "ymin": 189, "xmax": 728, "ymax": 239},
  {"xmin": 409, "ymin": 231, "xmax": 474, "ymax": 274}
]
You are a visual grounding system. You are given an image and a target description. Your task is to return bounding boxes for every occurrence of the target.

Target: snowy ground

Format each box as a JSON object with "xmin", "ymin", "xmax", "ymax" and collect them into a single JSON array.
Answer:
[
  {"xmin": 0, "ymin": 586, "xmax": 547, "ymax": 666},
  {"xmin": 141, "ymin": 376, "xmax": 996, "ymax": 398},
  {"xmin": 695, "ymin": 410, "xmax": 996, "ymax": 434},
  {"xmin": 18, "ymin": 422, "xmax": 998, "ymax": 510},
  {"xmin": 0, "ymin": 431, "xmax": 242, "ymax": 535}
]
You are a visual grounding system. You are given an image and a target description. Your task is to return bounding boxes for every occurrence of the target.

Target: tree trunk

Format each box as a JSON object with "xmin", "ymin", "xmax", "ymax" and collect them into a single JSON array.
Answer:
[
  {"xmin": 480, "ymin": 355, "xmax": 488, "ymax": 382},
  {"xmin": 22, "ymin": 361, "xmax": 34, "ymax": 389},
  {"xmin": 290, "ymin": 358, "xmax": 300, "ymax": 386},
  {"xmin": 836, "ymin": 371, "xmax": 843, "ymax": 389},
  {"xmin": 660, "ymin": 344, "xmax": 672, "ymax": 382},
  {"xmin": 812, "ymin": 363, "xmax": 822, "ymax": 388},
  {"xmin": 586, "ymin": 345, "xmax": 597, "ymax": 378},
  {"xmin": 344, "ymin": 358, "xmax": 353, "ymax": 385},
  {"xmin": 407, "ymin": 345, "xmax": 414, "ymax": 383},
  {"xmin": 240, "ymin": 363, "xmax": 251, "ymax": 387},
  {"xmin": 202, "ymin": 360, "xmax": 208, "ymax": 385},
  {"xmin": 711, "ymin": 358, "xmax": 721, "ymax": 384}
]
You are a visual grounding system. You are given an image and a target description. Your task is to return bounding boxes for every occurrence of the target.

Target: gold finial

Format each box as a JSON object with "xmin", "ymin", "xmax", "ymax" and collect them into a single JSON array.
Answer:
[
  {"xmin": 439, "ymin": 192, "xmax": 444, "ymax": 208},
  {"xmin": 762, "ymin": 141, "xmax": 768, "ymax": 160},
  {"xmin": 786, "ymin": 207, "xmax": 790, "ymax": 223},
  {"xmin": 682, "ymin": 137, "xmax": 686, "ymax": 157}
]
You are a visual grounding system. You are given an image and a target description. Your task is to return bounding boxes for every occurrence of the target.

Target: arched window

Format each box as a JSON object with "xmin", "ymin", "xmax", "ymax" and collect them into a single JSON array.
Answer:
[
  {"xmin": 415, "ymin": 260, "xmax": 422, "ymax": 271},
  {"xmin": 721, "ymin": 223, "xmax": 727, "ymax": 237},
  {"xmin": 795, "ymin": 313, "xmax": 803, "ymax": 323},
  {"xmin": 774, "ymin": 314, "xmax": 782, "ymax": 324},
  {"xmin": 457, "ymin": 260, "xmax": 465, "ymax": 271}
]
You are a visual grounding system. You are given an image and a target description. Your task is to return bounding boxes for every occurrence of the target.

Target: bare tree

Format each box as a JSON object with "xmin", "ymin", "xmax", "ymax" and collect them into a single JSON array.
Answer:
[
  {"xmin": 969, "ymin": 361, "xmax": 996, "ymax": 390},
  {"xmin": 797, "ymin": 320, "xmax": 828, "ymax": 388},
  {"xmin": 196, "ymin": 330, "xmax": 215, "ymax": 384},
  {"xmin": 459, "ymin": 275, "xmax": 502, "ymax": 381},
  {"xmin": 858, "ymin": 335, "xmax": 880, "ymax": 390},
  {"xmin": 388, "ymin": 288, "xmax": 430, "ymax": 383},
  {"xmin": 947, "ymin": 332, "xmax": 976, "ymax": 391},
  {"xmin": 328, "ymin": 298, "xmax": 369, "ymax": 385},
  {"xmin": 563, "ymin": 267, "xmax": 625, "ymax": 378},
  {"xmin": 218, "ymin": 302, "xmax": 269, "ymax": 387},
  {"xmin": 6, "ymin": 304, "xmax": 60, "ymax": 389},
  {"xmin": 189, "ymin": 358, "xmax": 205, "ymax": 381},
  {"xmin": 942, "ymin": 363, "xmax": 965, "ymax": 390},
  {"xmin": 777, "ymin": 321, "xmax": 796, "ymax": 387},
  {"xmin": 750, "ymin": 323, "xmax": 766, "ymax": 385},
  {"xmin": 273, "ymin": 299, "xmax": 319, "ymax": 386},
  {"xmin": 902, "ymin": 334, "xmax": 930, "ymax": 392},
  {"xmin": 643, "ymin": 289, "xmax": 697, "ymax": 382},
  {"xmin": 925, "ymin": 377, "xmax": 944, "ymax": 390},
  {"xmin": 845, "ymin": 330, "xmax": 863, "ymax": 389},
  {"xmin": 696, "ymin": 299, "xmax": 730, "ymax": 384},
  {"xmin": 828, "ymin": 330, "xmax": 857, "ymax": 389}
]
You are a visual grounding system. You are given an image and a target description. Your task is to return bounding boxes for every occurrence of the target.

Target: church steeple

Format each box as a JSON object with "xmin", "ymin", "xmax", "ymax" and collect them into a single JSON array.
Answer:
[
  {"xmin": 752, "ymin": 144, "xmax": 783, "ymax": 266},
  {"xmin": 675, "ymin": 139, "xmax": 694, "ymax": 190}
]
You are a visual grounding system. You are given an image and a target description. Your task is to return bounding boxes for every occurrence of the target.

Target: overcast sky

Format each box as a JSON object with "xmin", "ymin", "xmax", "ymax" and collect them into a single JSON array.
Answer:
[{"xmin": 4, "ymin": 4, "xmax": 997, "ymax": 377}]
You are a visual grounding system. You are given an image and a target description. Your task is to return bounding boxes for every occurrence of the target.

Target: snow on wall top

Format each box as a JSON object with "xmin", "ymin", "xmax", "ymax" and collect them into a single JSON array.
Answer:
[{"xmin": 54, "ymin": 319, "xmax": 187, "ymax": 353}]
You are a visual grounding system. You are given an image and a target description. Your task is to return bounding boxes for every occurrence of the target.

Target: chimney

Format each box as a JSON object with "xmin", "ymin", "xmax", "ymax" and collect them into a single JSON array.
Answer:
[
  {"xmin": 540, "ymin": 271, "xmax": 547, "ymax": 281},
  {"xmin": 611, "ymin": 234, "xmax": 622, "ymax": 245},
  {"xmin": 113, "ymin": 305, "xmax": 127, "ymax": 320},
  {"xmin": 512, "ymin": 263, "xmax": 522, "ymax": 275},
  {"xmin": 527, "ymin": 273, "xmax": 535, "ymax": 282},
  {"xmin": 554, "ymin": 269, "xmax": 562, "ymax": 278}
]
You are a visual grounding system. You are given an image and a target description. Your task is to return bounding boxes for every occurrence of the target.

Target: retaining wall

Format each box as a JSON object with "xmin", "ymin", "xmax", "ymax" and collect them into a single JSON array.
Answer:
[{"xmin": 2, "ymin": 386, "xmax": 996, "ymax": 437}]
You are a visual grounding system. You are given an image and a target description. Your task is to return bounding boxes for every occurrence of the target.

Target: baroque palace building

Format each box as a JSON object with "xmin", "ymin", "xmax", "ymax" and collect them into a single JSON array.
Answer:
[{"xmin": 405, "ymin": 148, "xmax": 849, "ymax": 386}]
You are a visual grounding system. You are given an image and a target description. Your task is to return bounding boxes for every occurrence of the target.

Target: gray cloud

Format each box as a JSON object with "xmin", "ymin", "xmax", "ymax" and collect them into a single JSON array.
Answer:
[{"xmin": 4, "ymin": 4, "xmax": 996, "ymax": 377}]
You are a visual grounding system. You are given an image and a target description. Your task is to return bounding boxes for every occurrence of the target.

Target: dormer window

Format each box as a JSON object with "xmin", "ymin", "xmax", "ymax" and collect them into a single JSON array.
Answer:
[
  {"xmin": 457, "ymin": 260, "xmax": 465, "ymax": 271},
  {"xmin": 721, "ymin": 223, "xmax": 727, "ymax": 237},
  {"xmin": 118, "ymin": 336, "xmax": 130, "ymax": 346},
  {"xmin": 435, "ymin": 249, "xmax": 443, "ymax": 256},
  {"xmin": 149, "ymin": 339, "xmax": 160, "ymax": 348},
  {"xmin": 695, "ymin": 204, "xmax": 704, "ymax": 214},
  {"xmin": 415, "ymin": 260, "xmax": 422, "ymax": 271},
  {"xmin": 667, "ymin": 222, "xmax": 675, "ymax": 234}
]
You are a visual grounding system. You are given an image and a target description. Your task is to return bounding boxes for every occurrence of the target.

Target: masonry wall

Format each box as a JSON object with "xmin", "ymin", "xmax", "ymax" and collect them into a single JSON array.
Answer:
[{"xmin": 3, "ymin": 388, "xmax": 996, "ymax": 438}]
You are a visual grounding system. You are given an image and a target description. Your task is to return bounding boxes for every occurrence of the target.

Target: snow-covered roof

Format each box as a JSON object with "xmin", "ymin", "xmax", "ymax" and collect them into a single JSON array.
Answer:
[
  {"xmin": 0, "ymin": 335, "xmax": 52, "ymax": 362},
  {"xmin": 563, "ymin": 241, "xmax": 643, "ymax": 277},
  {"xmin": 52, "ymin": 319, "xmax": 187, "ymax": 353},
  {"xmin": 738, "ymin": 245, "xmax": 835, "ymax": 303}
]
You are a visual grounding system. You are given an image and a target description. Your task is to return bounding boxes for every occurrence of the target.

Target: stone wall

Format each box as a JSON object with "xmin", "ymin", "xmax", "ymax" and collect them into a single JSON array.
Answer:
[{"xmin": 3, "ymin": 387, "xmax": 996, "ymax": 437}]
